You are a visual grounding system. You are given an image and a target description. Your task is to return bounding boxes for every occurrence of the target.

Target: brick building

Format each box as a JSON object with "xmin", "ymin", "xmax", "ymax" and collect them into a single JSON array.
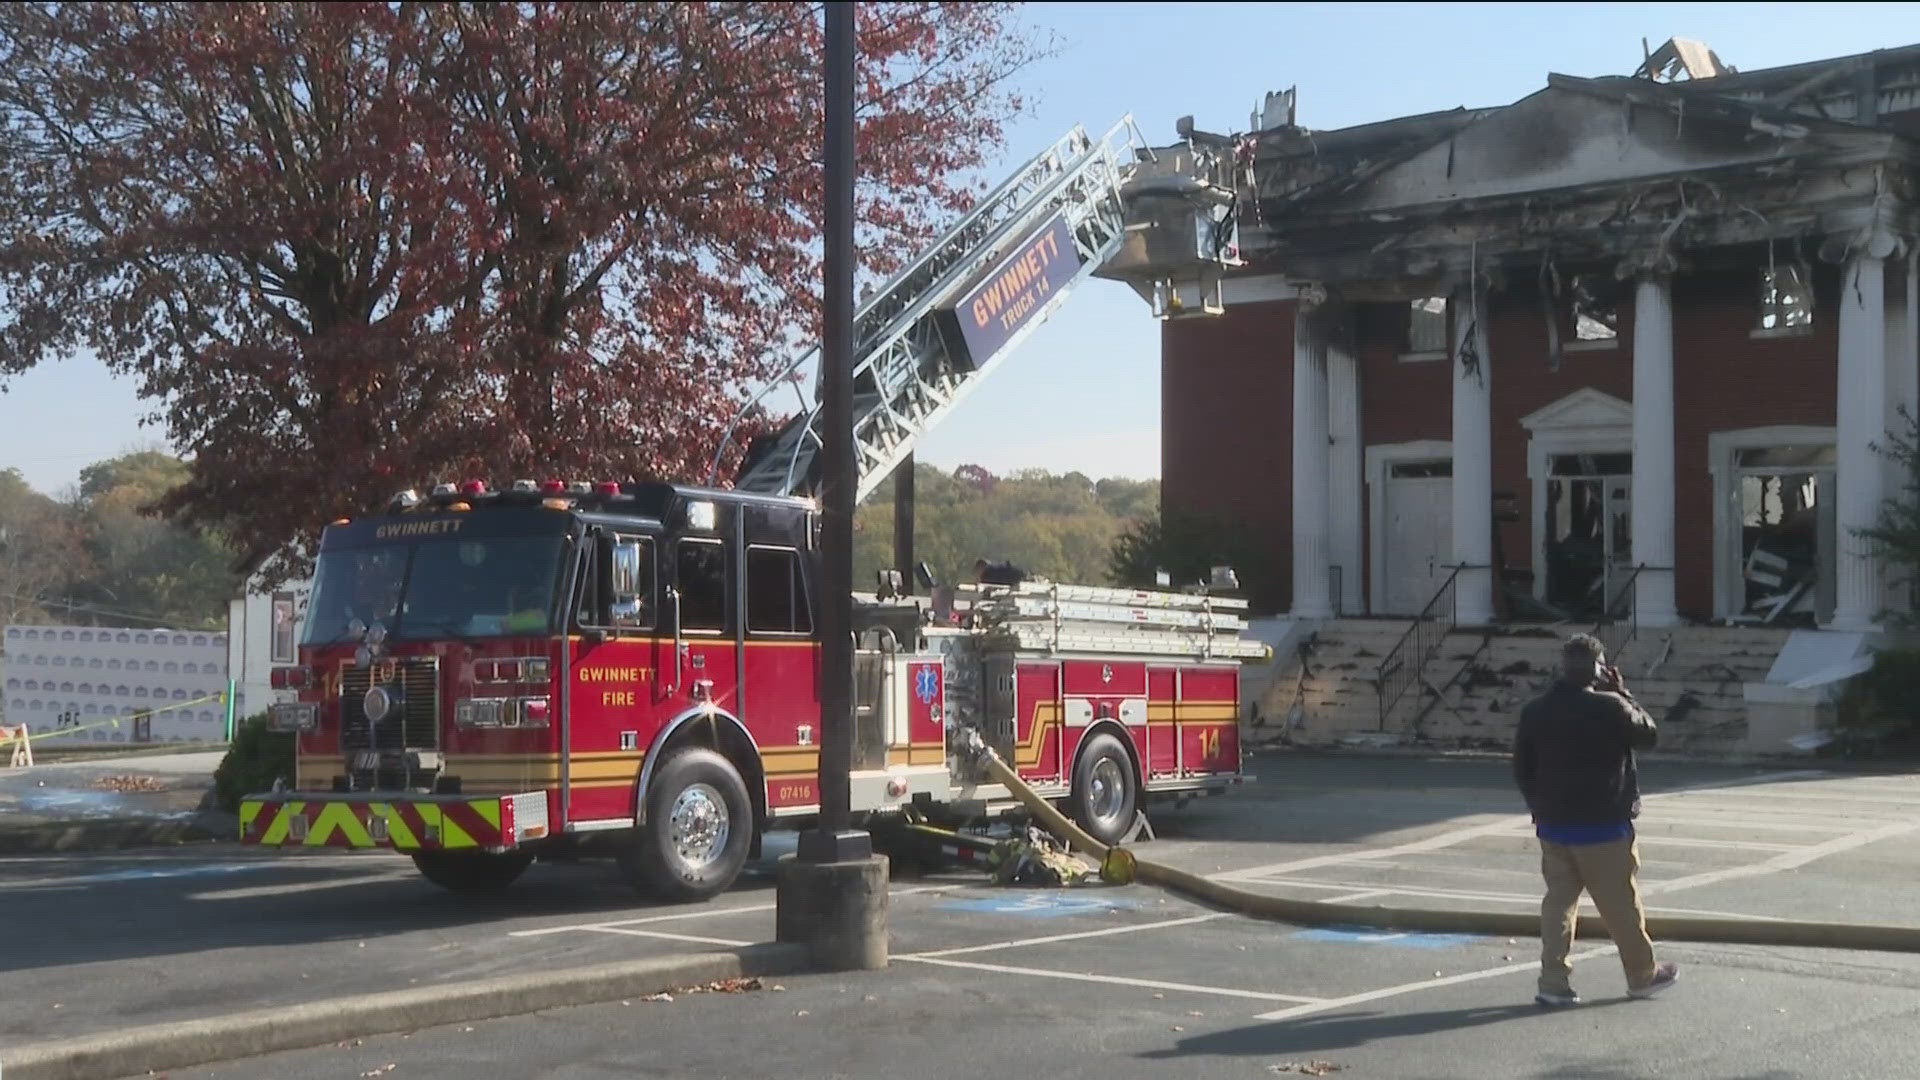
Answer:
[
  {"xmin": 1166, "ymin": 43, "xmax": 1920, "ymax": 628},
  {"xmin": 1154, "ymin": 42, "xmax": 1920, "ymax": 749}
]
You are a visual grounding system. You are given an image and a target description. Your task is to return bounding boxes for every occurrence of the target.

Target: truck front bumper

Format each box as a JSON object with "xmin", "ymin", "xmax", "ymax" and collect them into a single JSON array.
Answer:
[{"xmin": 238, "ymin": 791, "xmax": 551, "ymax": 852}]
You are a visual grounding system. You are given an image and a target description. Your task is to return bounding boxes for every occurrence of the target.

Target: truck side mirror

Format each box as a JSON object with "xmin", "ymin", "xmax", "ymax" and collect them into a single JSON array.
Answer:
[{"xmin": 609, "ymin": 540, "xmax": 649, "ymax": 627}]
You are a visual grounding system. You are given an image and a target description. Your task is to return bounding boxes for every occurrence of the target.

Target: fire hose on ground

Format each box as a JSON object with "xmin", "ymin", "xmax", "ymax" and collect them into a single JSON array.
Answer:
[{"xmin": 951, "ymin": 730, "xmax": 1920, "ymax": 955}]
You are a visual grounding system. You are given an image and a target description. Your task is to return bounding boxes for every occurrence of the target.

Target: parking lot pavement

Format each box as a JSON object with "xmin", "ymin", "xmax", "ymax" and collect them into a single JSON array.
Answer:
[
  {"xmin": 1172, "ymin": 760, "xmax": 1920, "ymax": 929},
  {"xmin": 7, "ymin": 752, "xmax": 1920, "ymax": 1073},
  {"xmin": 181, "ymin": 893, "xmax": 1920, "ymax": 1080}
]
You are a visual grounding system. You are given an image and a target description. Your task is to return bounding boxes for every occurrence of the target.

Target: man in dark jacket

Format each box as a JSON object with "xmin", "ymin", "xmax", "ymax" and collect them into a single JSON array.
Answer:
[{"xmin": 1513, "ymin": 633, "xmax": 1678, "ymax": 1006}]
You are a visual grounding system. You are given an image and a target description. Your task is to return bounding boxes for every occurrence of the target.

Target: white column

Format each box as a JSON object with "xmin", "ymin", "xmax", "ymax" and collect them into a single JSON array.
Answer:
[
  {"xmin": 1884, "ymin": 253, "xmax": 1919, "ymax": 618},
  {"xmin": 1630, "ymin": 274, "xmax": 1679, "ymax": 627},
  {"xmin": 1833, "ymin": 253, "xmax": 1888, "ymax": 630},
  {"xmin": 1327, "ymin": 308, "xmax": 1365, "ymax": 616},
  {"xmin": 1291, "ymin": 302, "xmax": 1334, "ymax": 619},
  {"xmin": 1450, "ymin": 287, "xmax": 1495, "ymax": 625}
]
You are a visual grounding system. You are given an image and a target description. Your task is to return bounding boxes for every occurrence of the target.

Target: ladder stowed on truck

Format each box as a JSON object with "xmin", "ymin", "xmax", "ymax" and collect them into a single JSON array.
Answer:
[{"xmin": 235, "ymin": 118, "xmax": 1247, "ymax": 902}]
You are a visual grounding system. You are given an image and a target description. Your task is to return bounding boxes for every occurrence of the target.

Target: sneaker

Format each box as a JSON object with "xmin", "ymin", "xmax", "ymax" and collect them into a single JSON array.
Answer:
[
  {"xmin": 1628, "ymin": 962, "xmax": 1680, "ymax": 999},
  {"xmin": 1534, "ymin": 990, "xmax": 1581, "ymax": 1008}
]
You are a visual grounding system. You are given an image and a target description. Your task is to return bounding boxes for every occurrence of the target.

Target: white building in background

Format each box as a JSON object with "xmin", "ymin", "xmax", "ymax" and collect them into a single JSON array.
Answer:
[
  {"xmin": 226, "ymin": 575, "xmax": 312, "ymax": 724},
  {"xmin": 1, "ymin": 623, "xmax": 229, "ymax": 743}
]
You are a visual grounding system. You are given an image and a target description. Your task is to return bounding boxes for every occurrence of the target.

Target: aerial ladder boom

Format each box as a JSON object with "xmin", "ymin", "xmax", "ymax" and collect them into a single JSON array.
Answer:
[{"xmin": 714, "ymin": 117, "xmax": 1236, "ymax": 501}]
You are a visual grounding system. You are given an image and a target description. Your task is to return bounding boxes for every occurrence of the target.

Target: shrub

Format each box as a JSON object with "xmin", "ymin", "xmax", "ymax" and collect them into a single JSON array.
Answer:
[
  {"xmin": 1834, "ymin": 648, "xmax": 1920, "ymax": 747},
  {"xmin": 212, "ymin": 712, "xmax": 295, "ymax": 813}
]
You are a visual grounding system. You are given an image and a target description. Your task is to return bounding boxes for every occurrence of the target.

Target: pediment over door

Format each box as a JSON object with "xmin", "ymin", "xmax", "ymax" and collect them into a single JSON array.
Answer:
[{"xmin": 1520, "ymin": 387, "xmax": 1632, "ymax": 434}]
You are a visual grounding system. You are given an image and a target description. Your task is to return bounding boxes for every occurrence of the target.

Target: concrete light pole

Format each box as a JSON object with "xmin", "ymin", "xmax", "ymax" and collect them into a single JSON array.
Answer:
[{"xmin": 775, "ymin": 0, "xmax": 889, "ymax": 973}]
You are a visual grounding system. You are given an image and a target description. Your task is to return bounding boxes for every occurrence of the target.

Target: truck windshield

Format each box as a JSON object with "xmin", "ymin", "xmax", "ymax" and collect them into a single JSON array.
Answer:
[{"xmin": 303, "ymin": 536, "xmax": 568, "ymax": 643}]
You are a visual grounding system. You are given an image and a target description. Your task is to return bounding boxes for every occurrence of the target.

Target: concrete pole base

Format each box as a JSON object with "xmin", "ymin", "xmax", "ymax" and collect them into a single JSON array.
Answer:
[{"xmin": 774, "ymin": 853, "xmax": 890, "ymax": 971}]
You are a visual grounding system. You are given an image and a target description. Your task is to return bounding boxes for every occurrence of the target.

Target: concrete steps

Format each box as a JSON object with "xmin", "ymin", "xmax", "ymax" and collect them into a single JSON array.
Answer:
[{"xmin": 1251, "ymin": 619, "xmax": 1794, "ymax": 757}]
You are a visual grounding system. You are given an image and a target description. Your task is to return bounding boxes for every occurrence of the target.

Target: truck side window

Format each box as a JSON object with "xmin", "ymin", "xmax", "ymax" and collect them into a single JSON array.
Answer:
[
  {"xmin": 677, "ymin": 539, "xmax": 728, "ymax": 633},
  {"xmin": 747, "ymin": 545, "xmax": 811, "ymax": 635}
]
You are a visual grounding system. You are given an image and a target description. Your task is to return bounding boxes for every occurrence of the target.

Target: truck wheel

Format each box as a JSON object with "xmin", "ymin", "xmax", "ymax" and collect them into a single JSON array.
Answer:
[
  {"xmin": 631, "ymin": 748, "xmax": 753, "ymax": 903},
  {"xmin": 1070, "ymin": 733, "xmax": 1138, "ymax": 847},
  {"xmin": 411, "ymin": 850, "xmax": 533, "ymax": 893}
]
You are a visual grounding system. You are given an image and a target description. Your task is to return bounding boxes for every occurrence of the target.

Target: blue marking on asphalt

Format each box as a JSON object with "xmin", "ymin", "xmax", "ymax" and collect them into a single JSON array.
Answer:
[
  {"xmin": 940, "ymin": 892, "xmax": 1144, "ymax": 918},
  {"xmin": 1290, "ymin": 926, "xmax": 1483, "ymax": 949}
]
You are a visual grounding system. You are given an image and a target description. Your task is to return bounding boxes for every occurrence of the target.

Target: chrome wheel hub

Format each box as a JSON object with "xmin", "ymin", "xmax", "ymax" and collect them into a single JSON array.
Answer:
[
  {"xmin": 668, "ymin": 783, "xmax": 730, "ymax": 868},
  {"xmin": 1088, "ymin": 757, "xmax": 1127, "ymax": 826}
]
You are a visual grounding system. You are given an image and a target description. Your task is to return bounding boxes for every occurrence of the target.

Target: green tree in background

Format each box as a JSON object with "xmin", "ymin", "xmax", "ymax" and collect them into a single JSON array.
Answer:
[
  {"xmin": 0, "ymin": 451, "xmax": 237, "ymax": 629},
  {"xmin": 0, "ymin": 466, "xmax": 88, "ymax": 625},
  {"xmin": 1109, "ymin": 510, "xmax": 1281, "ymax": 614},
  {"xmin": 851, "ymin": 463, "xmax": 1160, "ymax": 594}
]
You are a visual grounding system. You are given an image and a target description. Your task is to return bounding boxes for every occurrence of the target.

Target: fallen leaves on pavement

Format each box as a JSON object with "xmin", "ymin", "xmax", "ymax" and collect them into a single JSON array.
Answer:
[
  {"xmin": 359, "ymin": 1065, "xmax": 397, "ymax": 1078},
  {"xmin": 91, "ymin": 774, "xmax": 168, "ymax": 793},
  {"xmin": 1269, "ymin": 1062, "xmax": 1345, "ymax": 1077},
  {"xmin": 639, "ymin": 977, "xmax": 766, "ymax": 1003}
]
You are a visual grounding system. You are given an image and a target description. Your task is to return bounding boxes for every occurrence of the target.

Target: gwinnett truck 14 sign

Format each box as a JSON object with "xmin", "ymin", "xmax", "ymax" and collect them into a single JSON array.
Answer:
[{"xmin": 943, "ymin": 214, "xmax": 1080, "ymax": 369}]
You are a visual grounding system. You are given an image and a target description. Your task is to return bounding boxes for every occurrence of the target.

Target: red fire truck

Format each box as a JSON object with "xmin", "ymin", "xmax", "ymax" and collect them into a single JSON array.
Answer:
[
  {"xmin": 239, "ymin": 115, "xmax": 1248, "ymax": 900},
  {"xmin": 239, "ymin": 478, "xmax": 1264, "ymax": 900}
]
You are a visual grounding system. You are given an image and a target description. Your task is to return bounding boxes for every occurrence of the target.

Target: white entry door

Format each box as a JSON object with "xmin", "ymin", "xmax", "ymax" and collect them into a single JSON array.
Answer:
[{"xmin": 1382, "ymin": 464, "xmax": 1454, "ymax": 615}]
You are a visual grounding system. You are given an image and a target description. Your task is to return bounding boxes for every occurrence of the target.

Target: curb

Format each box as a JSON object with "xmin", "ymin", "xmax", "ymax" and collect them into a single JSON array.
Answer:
[
  {"xmin": 0, "ymin": 942, "xmax": 809, "ymax": 1080},
  {"xmin": 0, "ymin": 815, "xmax": 232, "ymax": 855}
]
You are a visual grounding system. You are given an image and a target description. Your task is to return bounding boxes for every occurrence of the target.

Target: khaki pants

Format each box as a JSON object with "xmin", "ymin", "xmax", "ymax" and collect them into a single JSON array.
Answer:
[{"xmin": 1538, "ymin": 837, "xmax": 1658, "ymax": 994}]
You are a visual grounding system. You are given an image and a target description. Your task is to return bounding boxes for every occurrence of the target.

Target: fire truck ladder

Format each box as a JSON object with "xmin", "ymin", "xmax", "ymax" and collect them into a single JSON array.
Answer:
[
  {"xmin": 715, "ymin": 119, "xmax": 1146, "ymax": 501},
  {"xmin": 958, "ymin": 580, "xmax": 1270, "ymax": 660}
]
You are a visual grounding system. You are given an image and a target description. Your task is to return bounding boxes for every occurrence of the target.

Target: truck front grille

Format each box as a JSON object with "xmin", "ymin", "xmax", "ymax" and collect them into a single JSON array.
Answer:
[{"xmin": 341, "ymin": 658, "xmax": 440, "ymax": 751}]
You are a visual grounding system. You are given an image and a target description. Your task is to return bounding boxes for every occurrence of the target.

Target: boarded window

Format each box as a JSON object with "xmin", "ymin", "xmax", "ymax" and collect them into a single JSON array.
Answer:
[{"xmin": 747, "ymin": 546, "xmax": 812, "ymax": 635}]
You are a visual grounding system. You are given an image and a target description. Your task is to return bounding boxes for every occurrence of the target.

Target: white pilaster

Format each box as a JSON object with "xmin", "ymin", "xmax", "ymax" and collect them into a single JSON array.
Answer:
[
  {"xmin": 1630, "ymin": 274, "xmax": 1679, "ymax": 627},
  {"xmin": 1833, "ymin": 253, "xmax": 1888, "ymax": 630},
  {"xmin": 1291, "ymin": 302, "xmax": 1334, "ymax": 619},
  {"xmin": 1327, "ymin": 308, "xmax": 1365, "ymax": 616},
  {"xmin": 1450, "ymin": 287, "xmax": 1495, "ymax": 625},
  {"xmin": 1884, "ymin": 252, "xmax": 1919, "ymax": 618}
]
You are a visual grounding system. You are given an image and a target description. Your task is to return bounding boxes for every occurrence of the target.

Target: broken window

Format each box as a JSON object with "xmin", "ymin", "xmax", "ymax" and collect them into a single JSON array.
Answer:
[
  {"xmin": 1759, "ymin": 263, "xmax": 1813, "ymax": 331},
  {"xmin": 1570, "ymin": 274, "xmax": 1618, "ymax": 342},
  {"xmin": 1404, "ymin": 297, "xmax": 1448, "ymax": 354},
  {"xmin": 1735, "ymin": 445, "xmax": 1835, "ymax": 623}
]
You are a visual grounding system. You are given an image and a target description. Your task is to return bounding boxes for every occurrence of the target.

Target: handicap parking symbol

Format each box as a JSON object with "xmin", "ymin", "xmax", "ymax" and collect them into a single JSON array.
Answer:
[
  {"xmin": 941, "ymin": 892, "xmax": 1141, "ymax": 918},
  {"xmin": 1290, "ymin": 926, "xmax": 1482, "ymax": 949}
]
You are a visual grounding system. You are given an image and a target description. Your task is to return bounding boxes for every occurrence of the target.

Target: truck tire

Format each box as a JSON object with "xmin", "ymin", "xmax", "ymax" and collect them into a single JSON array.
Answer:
[
  {"xmin": 1070, "ymin": 732, "xmax": 1138, "ymax": 847},
  {"xmin": 630, "ymin": 747, "xmax": 753, "ymax": 903},
  {"xmin": 411, "ymin": 850, "xmax": 533, "ymax": 893}
]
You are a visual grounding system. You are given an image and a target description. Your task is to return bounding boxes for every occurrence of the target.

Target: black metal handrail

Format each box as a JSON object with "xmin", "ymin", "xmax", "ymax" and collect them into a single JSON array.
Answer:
[
  {"xmin": 1376, "ymin": 564, "xmax": 1472, "ymax": 729},
  {"xmin": 1594, "ymin": 563, "xmax": 1648, "ymax": 664}
]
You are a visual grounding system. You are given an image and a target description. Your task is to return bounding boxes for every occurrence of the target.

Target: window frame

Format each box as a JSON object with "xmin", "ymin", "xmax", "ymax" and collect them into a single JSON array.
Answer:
[
  {"xmin": 744, "ymin": 543, "xmax": 814, "ymax": 637},
  {"xmin": 1399, "ymin": 296, "xmax": 1451, "ymax": 362},
  {"xmin": 1754, "ymin": 261, "xmax": 1815, "ymax": 338},
  {"xmin": 673, "ymin": 536, "xmax": 731, "ymax": 637}
]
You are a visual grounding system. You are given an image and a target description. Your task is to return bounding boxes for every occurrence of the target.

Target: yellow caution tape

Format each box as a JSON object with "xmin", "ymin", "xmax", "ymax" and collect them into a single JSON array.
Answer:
[{"xmin": 1, "ymin": 691, "xmax": 227, "ymax": 748}]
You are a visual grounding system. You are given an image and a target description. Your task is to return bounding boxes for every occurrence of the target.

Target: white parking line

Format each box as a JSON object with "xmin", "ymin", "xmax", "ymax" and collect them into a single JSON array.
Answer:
[
  {"xmin": 580, "ymin": 927, "xmax": 754, "ymax": 947},
  {"xmin": 507, "ymin": 884, "xmax": 953, "ymax": 939},
  {"xmin": 1323, "ymin": 889, "xmax": 1393, "ymax": 903},
  {"xmin": 899, "ymin": 955, "xmax": 1325, "ymax": 1005},
  {"xmin": 1213, "ymin": 770, "xmax": 1825, "ymax": 884},
  {"xmin": 509, "ymin": 903, "xmax": 776, "ymax": 938},
  {"xmin": 191, "ymin": 871, "xmax": 416, "ymax": 900},
  {"xmin": 1239, "ymin": 877, "xmax": 1788, "ymax": 921},
  {"xmin": 907, "ymin": 913, "xmax": 1230, "ymax": 958},
  {"xmin": 1643, "ymin": 818, "xmax": 1920, "ymax": 895},
  {"xmin": 1251, "ymin": 946, "xmax": 1618, "ymax": 1021}
]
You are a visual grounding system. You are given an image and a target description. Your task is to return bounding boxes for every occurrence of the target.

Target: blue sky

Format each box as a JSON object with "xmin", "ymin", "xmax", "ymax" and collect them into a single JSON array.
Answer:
[{"xmin": 4, "ymin": 3, "xmax": 1919, "ymax": 495}]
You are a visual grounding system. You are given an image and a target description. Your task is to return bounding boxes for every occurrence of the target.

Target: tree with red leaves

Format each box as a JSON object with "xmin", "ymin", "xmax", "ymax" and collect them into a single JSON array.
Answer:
[{"xmin": 0, "ymin": 2, "xmax": 1040, "ymax": 580}]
